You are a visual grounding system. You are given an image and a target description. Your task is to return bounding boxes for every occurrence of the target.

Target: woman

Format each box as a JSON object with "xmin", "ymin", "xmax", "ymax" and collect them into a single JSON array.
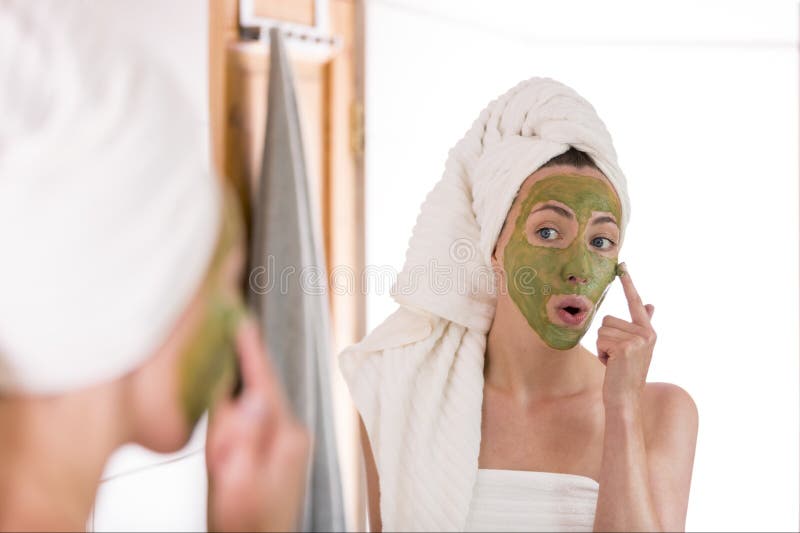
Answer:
[
  {"xmin": 341, "ymin": 78, "xmax": 698, "ymax": 531},
  {"xmin": 0, "ymin": 4, "xmax": 308, "ymax": 531}
]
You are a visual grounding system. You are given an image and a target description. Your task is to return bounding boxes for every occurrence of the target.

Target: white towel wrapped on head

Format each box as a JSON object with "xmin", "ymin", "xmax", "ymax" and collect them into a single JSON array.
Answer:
[
  {"xmin": 340, "ymin": 77, "xmax": 630, "ymax": 531},
  {"xmin": 0, "ymin": 2, "xmax": 220, "ymax": 394}
]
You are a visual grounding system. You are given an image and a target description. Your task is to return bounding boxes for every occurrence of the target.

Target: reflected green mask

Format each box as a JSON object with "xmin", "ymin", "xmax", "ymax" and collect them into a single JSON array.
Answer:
[
  {"xmin": 178, "ymin": 186, "xmax": 248, "ymax": 427},
  {"xmin": 503, "ymin": 174, "xmax": 622, "ymax": 350}
]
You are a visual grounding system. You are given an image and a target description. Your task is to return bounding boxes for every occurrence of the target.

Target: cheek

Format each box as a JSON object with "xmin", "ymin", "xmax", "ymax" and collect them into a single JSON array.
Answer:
[
  {"xmin": 503, "ymin": 237, "xmax": 549, "ymax": 306},
  {"xmin": 503, "ymin": 237, "xmax": 559, "ymax": 291},
  {"xmin": 588, "ymin": 256, "xmax": 617, "ymax": 296},
  {"xmin": 127, "ymin": 344, "xmax": 193, "ymax": 452},
  {"xmin": 178, "ymin": 292, "xmax": 242, "ymax": 428}
]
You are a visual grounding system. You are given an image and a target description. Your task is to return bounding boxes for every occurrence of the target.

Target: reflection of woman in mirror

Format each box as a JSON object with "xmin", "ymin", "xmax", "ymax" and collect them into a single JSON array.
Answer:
[
  {"xmin": 341, "ymin": 78, "xmax": 698, "ymax": 532},
  {"xmin": 0, "ymin": 6, "xmax": 308, "ymax": 530}
]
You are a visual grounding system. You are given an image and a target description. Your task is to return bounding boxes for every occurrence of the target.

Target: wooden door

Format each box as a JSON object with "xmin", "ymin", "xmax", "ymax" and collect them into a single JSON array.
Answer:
[{"xmin": 208, "ymin": 1, "xmax": 365, "ymax": 529}]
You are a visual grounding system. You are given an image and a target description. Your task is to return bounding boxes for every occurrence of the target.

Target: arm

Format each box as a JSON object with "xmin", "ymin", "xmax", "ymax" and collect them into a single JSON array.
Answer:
[
  {"xmin": 643, "ymin": 383, "xmax": 698, "ymax": 531},
  {"xmin": 593, "ymin": 384, "xmax": 698, "ymax": 532},
  {"xmin": 359, "ymin": 416, "xmax": 382, "ymax": 532},
  {"xmin": 594, "ymin": 265, "xmax": 698, "ymax": 532},
  {"xmin": 593, "ymin": 398, "xmax": 661, "ymax": 532}
]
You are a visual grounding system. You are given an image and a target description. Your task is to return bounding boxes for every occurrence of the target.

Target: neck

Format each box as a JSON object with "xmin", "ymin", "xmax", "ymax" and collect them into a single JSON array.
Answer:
[
  {"xmin": 485, "ymin": 294, "xmax": 602, "ymax": 403},
  {"xmin": 0, "ymin": 381, "xmax": 129, "ymax": 531}
]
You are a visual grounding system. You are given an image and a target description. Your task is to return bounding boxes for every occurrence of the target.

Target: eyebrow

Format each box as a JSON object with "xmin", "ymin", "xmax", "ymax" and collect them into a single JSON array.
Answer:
[
  {"xmin": 589, "ymin": 216, "xmax": 618, "ymax": 227},
  {"xmin": 530, "ymin": 204, "xmax": 619, "ymax": 227},
  {"xmin": 530, "ymin": 204, "xmax": 573, "ymax": 219}
]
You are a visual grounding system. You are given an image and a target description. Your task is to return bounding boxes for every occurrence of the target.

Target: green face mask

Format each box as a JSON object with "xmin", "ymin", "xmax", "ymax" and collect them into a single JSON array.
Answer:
[
  {"xmin": 178, "ymin": 186, "xmax": 248, "ymax": 428},
  {"xmin": 179, "ymin": 292, "xmax": 246, "ymax": 427},
  {"xmin": 503, "ymin": 173, "xmax": 622, "ymax": 350}
]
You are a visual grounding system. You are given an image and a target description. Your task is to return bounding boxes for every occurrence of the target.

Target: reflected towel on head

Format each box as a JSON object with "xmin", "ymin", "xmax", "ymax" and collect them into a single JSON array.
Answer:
[
  {"xmin": 0, "ymin": 2, "xmax": 219, "ymax": 394},
  {"xmin": 339, "ymin": 77, "xmax": 630, "ymax": 531}
]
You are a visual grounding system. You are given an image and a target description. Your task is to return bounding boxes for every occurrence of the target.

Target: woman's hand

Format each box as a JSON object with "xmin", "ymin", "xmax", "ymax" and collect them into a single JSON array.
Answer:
[
  {"xmin": 206, "ymin": 318, "xmax": 311, "ymax": 532},
  {"xmin": 596, "ymin": 262, "xmax": 657, "ymax": 410}
]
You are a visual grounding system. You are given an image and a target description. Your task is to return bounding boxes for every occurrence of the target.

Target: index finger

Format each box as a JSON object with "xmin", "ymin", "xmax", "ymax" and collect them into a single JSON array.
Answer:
[
  {"xmin": 617, "ymin": 262, "xmax": 650, "ymax": 326},
  {"xmin": 235, "ymin": 313, "xmax": 288, "ymax": 411}
]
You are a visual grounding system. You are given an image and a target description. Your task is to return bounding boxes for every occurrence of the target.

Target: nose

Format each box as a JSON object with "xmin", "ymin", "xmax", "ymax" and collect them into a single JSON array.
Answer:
[
  {"xmin": 567, "ymin": 273, "xmax": 588, "ymax": 285},
  {"xmin": 562, "ymin": 248, "xmax": 592, "ymax": 286}
]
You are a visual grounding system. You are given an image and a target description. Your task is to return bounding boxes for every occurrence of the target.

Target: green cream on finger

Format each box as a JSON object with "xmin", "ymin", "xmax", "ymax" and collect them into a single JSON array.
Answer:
[{"xmin": 503, "ymin": 174, "xmax": 622, "ymax": 350}]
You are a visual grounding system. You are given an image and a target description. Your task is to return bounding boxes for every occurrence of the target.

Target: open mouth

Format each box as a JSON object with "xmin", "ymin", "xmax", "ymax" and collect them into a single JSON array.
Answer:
[{"xmin": 550, "ymin": 295, "xmax": 592, "ymax": 327}]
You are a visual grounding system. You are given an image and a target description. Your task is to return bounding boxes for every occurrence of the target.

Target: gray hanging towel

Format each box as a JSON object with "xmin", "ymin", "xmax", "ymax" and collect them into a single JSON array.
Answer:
[{"xmin": 247, "ymin": 27, "xmax": 346, "ymax": 533}]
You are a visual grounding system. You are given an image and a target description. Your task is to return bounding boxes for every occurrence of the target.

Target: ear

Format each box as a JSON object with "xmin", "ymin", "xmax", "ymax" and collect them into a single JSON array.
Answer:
[
  {"xmin": 491, "ymin": 242, "xmax": 503, "ymax": 270},
  {"xmin": 489, "ymin": 244, "xmax": 507, "ymax": 295}
]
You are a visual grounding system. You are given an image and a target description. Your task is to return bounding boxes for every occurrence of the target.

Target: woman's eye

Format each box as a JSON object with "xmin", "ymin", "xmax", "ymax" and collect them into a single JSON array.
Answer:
[
  {"xmin": 537, "ymin": 227, "xmax": 559, "ymax": 240},
  {"xmin": 590, "ymin": 236, "xmax": 615, "ymax": 250}
]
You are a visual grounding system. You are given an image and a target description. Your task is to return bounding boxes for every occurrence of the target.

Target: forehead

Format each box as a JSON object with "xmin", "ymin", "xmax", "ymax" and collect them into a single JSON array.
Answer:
[{"xmin": 515, "ymin": 165, "xmax": 621, "ymax": 220}]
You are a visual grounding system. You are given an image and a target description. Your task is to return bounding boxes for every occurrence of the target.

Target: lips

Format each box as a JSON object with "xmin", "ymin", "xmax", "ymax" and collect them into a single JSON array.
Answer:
[{"xmin": 549, "ymin": 294, "xmax": 592, "ymax": 327}]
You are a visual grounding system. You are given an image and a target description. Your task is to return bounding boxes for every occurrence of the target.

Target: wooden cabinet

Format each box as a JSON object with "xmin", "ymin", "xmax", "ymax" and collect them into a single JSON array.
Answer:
[{"xmin": 208, "ymin": 1, "xmax": 365, "ymax": 529}]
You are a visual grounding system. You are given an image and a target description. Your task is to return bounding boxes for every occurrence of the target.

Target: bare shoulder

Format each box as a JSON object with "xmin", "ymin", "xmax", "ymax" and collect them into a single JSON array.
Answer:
[
  {"xmin": 642, "ymin": 382, "xmax": 699, "ymax": 449},
  {"xmin": 643, "ymin": 381, "xmax": 698, "ymax": 411}
]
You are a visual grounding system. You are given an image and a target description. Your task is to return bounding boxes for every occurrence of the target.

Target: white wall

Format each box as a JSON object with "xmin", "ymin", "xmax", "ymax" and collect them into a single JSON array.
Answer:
[{"xmin": 365, "ymin": 0, "xmax": 799, "ymax": 530}]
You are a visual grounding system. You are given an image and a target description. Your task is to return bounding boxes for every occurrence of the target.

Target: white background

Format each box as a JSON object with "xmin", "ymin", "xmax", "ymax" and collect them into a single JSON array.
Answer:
[{"xmin": 365, "ymin": 1, "xmax": 799, "ymax": 531}]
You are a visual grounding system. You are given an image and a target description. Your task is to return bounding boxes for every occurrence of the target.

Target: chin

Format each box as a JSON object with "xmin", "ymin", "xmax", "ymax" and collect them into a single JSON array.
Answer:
[
  {"xmin": 139, "ymin": 416, "xmax": 193, "ymax": 453},
  {"xmin": 126, "ymin": 360, "xmax": 198, "ymax": 453},
  {"xmin": 129, "ymin": 392, "xmax": 195, "ymax": 453}
]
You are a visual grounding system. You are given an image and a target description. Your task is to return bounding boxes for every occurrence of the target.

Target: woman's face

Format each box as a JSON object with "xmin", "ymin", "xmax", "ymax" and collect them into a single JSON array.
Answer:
[
  {"xmin": 496, "ymin": 164, "xmax": 622, "ymax": 350},
  {"xmin": 131, "ymin": 185, "xmax": 248, "ymax": 452}
]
